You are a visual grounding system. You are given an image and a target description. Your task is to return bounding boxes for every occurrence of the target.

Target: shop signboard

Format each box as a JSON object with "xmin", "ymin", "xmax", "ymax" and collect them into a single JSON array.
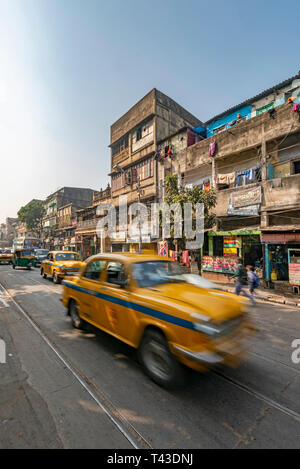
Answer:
[
  {"xmin": 201, "ymin": 256, "xmax": 238, "ymax": 274},
  {"xmin": 289, "ymin": 263, "xmax": 300, "ymax": 285},
  {"xmin": 261, "ymin": 233, "xmax": 300, "ymax": 244},
  {"xmin": 227, "ymin": 189, "xmax": 261, "ymax": 216},
  {"xmin": 223, "ymin": 236, "xmax": 238, "ymax": 257},
  {"xmin": 231, "ymin": 186, "xmax": 262, "ymax": 208}
]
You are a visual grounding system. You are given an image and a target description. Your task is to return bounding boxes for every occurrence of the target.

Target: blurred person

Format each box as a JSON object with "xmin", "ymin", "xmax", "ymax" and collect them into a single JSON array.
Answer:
[
  {"xmin": 246, "ymin": 265, "xmax": 259, "ymax": 304},
  {"xmin": 232, "ymin": 258, "xmax": 254, "ymax": 305}
]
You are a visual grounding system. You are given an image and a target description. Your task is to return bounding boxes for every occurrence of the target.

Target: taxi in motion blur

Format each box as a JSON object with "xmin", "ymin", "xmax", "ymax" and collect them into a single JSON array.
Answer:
[
  {"xmin": 61, "ymin": 253, "xmax": 256, "ymax": 388},
  {"xmin": 0, "ymin": 248, "xmax": 13, "ymax": 265},
  {"xmin": 41, "ymin": 251, "xmax": 84, "ymax": 284}
]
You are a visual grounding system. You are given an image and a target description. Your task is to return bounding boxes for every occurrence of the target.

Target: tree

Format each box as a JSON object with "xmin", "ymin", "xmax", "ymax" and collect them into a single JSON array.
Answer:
[
  {"xmin": 18, "ymin": 200, "xmax": 45, "ymax": 237},
  {"xmin": 163, "ymin": 174, "xmax": 216, "ymax": 250}
]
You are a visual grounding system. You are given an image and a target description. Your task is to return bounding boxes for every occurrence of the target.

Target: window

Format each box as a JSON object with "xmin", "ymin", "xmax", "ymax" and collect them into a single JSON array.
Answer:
[
  {"xmin": 83, "ymin": 260, "xmax": 106, "ymax": 281},
  {"xmin": 56, "ymin": 253, "xmax": 79, "ymax": 261},
  {"xmin": 132, "ymin": 261, "xmax": 185, "ymax": 288},
  {"xmin": 111, "ymin": 135, "xmax": 129, "ymax": 157},
  {"xmin": 293, "ymin": 160, "xmax": 300, "ymax": 174},
  {"xmin": 106, "ymin": 262, "xmax": 127, "ymax": 286},
  {"xmin": 136, "ymin": 128, "xmax": 142, "ymax": 141}
]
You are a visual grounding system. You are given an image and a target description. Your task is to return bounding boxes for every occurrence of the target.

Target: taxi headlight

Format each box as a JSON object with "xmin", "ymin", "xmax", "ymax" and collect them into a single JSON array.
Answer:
[{"xmin": 193, "ymin": 322, "xmax": 221, "ymax": 336}]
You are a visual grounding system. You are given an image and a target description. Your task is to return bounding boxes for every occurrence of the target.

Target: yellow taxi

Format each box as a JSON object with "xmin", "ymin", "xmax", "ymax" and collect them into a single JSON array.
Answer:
[
  {"xmin": 0, "ymin": 248, "xmax": 13, "ymax": 265},
  {"xmin": 41, "ymin": 251, "xmax": 84, "ymax": 284},
  {"xmin": 61, "ymin": 253, "xmax": 256, "ymax": 388}
]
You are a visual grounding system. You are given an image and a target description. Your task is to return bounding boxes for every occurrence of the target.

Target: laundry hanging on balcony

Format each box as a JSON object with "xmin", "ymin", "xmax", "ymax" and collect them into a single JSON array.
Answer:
[{"xmin": 216, "ymin": 172, "xmax": 235, "ymax": 185}]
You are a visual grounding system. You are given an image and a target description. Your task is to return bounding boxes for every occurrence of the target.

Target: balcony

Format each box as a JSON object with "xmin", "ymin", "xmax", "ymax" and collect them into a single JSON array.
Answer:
[
  {"xmin": 77, "ymin": 218, "xmax": 98, "ymax": 228},
  {"xmin": 263, "ymin": 173, "xmax": 300, "ymax": 211}
]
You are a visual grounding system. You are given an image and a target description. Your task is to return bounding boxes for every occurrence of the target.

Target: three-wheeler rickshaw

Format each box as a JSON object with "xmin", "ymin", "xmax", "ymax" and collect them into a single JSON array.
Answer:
[{"xmin": 12, "ymin": 248, "xmax": 36, "ymax": 270}]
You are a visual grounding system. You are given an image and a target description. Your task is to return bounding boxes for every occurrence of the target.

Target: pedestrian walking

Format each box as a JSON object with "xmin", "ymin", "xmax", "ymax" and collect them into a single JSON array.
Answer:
[
  {"xmin": 232, "ymin": 258, "xmax": 254, "ymax": 305},
  {"xmin": 246, "ymin": 265, "xmax": 259, "ymax": 304}
]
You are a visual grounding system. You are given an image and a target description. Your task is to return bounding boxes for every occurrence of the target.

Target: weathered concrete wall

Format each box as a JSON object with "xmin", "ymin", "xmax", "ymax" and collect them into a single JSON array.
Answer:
[
  {"xmin": 111, "ymin": 90, "xmax": 155, "ymax": 145},
  {"xmin": 262, "ymin": 173, "xmax": 300, "ymax": 211}
]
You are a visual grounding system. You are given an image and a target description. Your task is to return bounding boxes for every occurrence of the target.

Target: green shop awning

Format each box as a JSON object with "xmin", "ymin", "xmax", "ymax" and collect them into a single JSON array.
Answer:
[{"xmin": 208, "ymin": 228, "xmax": 261, "ymax": 236}]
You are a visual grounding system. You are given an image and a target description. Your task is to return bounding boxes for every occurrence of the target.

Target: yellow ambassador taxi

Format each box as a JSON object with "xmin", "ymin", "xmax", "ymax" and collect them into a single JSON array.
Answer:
[
  {"xmin": 0, "ymin": 248, "xmax": 13, "ymax": 264},
  {"xmin": 61, "ymin": 253, "xmax": 256, "ymax": 388},
  {"xmin": 41, "ymin": 251, "xmax": 84, "ymax": 284}
]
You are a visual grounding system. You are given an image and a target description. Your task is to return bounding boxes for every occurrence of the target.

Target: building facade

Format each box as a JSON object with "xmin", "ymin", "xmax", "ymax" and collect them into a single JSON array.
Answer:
[
  {"xmin": 42, "ymin": 187, "xmax": 96, "ymax": 250},
  {"xmin": 75, "ymin": 185, "xmax": 111, "ymax": 259},
  {"xmin": 170, "ymin": 74, "xmax": 300, "ymax": 293},
  {"xmin": 109, "ymin": 88, "xmax": 203, "ymax": 252}
]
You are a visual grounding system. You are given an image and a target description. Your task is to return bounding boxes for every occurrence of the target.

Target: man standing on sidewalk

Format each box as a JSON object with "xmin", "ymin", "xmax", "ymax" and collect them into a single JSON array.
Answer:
[{"xmin": 232, "ymin": 258, "xmax": 254, "ymax": 305}]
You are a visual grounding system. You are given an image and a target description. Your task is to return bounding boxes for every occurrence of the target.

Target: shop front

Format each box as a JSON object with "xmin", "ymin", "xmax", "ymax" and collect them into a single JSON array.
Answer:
[
  {"xmin": 201, "ymin": 228, "xmax": 262, "ymax": 282},
  {"xmin": 261, "ymin": 231, "xmax": 300, "ymax": 294}
]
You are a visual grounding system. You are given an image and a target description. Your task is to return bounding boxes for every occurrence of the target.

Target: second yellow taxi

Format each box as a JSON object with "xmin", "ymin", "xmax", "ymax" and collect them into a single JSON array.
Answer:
[
  {"xmin": 61, "ymin": 253, "xmax": 256, "ymax": 388},
  {"xmin": 0, "ymin": 248, "xmax": 13, "ymax": 265},
  {"xmin": 41, "ymin": 251, "xmax": 84, "ymax": 284}
]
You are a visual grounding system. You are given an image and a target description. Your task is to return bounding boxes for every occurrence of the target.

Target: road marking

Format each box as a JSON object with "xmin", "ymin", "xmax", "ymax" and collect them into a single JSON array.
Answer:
[
  {"xmin": 0, "ymin": 291, "xmax": 9, "ymax": 307},
  {"xmin": 0, "ymin": 280, "xmax": 151, "ymax": 449}
]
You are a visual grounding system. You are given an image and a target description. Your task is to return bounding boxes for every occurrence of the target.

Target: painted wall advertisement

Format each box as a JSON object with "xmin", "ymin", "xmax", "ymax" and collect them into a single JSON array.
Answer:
[
  {"xmin": 223, "ymin": 236, "xmax": 241, "ymax": 257},
  {"xmin": 201, "ymin": 256, "xmax": 238, "ymax": 274}
]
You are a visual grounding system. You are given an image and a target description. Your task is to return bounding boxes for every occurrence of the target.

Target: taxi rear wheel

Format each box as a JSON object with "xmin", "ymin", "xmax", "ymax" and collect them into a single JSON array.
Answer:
[
  {"xmin": 69, "ymin": 300, "xmax": 84, "ymax": 329},
  {"xmin": 139, "ymin": 329, "xmax": 186, "ymax": 389},
  {"xmin": 41, "ymin": 268, "xmax": 47, "ymax": 279}
]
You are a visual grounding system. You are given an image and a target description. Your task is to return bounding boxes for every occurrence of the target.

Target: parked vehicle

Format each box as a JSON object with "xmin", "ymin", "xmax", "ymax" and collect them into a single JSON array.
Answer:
[
  {"xmin": 12, "ymin": 248, "xmax": 36, "ymax": 270},
  {"xmin": 41, "ymin": 251, "xmax": 84, "ymax": 284},
  {"xmin": 0, "ymin": 248, "xmax": 13, "ymax": 265},
  {"xmin": 61, "ymin": 253, "xmax": 255, "ymax": 388},
  {"xmin": 34, "ymin": 248, "xmax": 49, "ymax": 266}
]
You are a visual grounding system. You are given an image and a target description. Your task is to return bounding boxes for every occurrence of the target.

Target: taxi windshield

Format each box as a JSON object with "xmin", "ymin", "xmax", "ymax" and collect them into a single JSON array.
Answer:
[
  {"xmin": 56, "ymin": 253, "xmax": 79, "ymax": 261},
  {"xmin": 35, "ymin": 249, "xmax": 48, "ymax": 255},
  {"xmin": 132, "ymin": 261, "xmax": 186, "ymax": 288}
]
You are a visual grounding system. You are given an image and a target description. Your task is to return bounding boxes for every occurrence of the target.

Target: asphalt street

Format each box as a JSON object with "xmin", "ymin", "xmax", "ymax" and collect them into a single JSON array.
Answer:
[{"xmin": 0, "ymin": 266, "xmax": 299, "ymax": 449}]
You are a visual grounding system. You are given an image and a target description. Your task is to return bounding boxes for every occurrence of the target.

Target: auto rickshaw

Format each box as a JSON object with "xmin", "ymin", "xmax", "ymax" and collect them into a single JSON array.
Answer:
[{"xmin": 12, "ymin": 249, "xmax": 36, "ymax": 270}]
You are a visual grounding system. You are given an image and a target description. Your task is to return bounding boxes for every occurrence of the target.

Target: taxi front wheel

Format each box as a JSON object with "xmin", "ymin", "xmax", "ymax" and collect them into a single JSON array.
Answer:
[
  {"xmin": 139, "ymin": 330, "xmax": 186, "ymax": 389},
  {"xmin": 53, "ymin": 271, "xmax": 61, "ymax": 284},
  {"xmin": 69, "ymin": 300, "xmax": 85, "ymax": 329}
]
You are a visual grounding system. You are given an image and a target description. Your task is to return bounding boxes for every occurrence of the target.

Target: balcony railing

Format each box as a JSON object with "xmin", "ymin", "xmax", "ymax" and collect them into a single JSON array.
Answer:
[{"xmin": 77, "ymin": 218, "xmax": 98, "ymax": 228}]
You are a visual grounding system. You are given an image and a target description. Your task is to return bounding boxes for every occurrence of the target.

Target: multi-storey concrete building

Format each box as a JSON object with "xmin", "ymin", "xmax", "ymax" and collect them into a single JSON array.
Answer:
[
  {"xmin": 169, "ymin": 74, "xmax": 300, "ymax": 293},
  {"xmin": 42, "ymin": 187, "xmax": 96, "ymax": 250},
  {"xmin": 75, "ymin": 185, "xmax": 111, "ymax": 258},
  {"xmin": 109, "ymin": 88, "xmax": 202, "ymax": 251}
]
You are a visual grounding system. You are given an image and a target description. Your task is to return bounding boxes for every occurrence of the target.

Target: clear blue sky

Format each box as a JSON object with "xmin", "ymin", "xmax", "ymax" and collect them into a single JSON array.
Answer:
[{"xmin": 1, "ymin": 0, "xmax": 300, "ymax": 223}]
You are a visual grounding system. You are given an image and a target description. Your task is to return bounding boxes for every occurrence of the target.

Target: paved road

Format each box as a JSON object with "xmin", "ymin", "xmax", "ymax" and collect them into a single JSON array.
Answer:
[{"xmin": 0, "ymin": 266, "xmax": 299, "ymax": 449}]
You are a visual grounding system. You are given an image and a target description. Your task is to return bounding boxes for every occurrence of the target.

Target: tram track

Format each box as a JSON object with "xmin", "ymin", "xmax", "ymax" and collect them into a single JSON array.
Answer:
[
  {"xmin": 1, "ymin": 272, "xmax": 300, "ymax": 448},
  {"xmin": 0, "ymin": 279, "xmax": 152, "ymax": 450}
]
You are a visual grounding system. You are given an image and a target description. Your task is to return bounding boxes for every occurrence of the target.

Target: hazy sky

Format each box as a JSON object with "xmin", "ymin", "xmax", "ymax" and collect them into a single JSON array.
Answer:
[{"xmin": 1, "ymin": 0, "xmax": 300, "ymax": 223}]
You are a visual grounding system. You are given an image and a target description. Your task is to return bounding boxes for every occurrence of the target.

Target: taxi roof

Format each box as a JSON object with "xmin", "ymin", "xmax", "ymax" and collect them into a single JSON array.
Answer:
[
  {"xmin": 87, "ymin": 252, "xmax": 169, "ymax": 264},
  {"xmin": 50, "ymin": 251, "xmax": 79, "ymax": 254}
]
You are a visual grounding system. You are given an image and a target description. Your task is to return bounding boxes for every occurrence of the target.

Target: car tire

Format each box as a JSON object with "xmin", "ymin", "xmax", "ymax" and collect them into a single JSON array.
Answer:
[
  {"xmin": 138, "ymin": 329, "xmax": 186, "ymax": 389},
  {"xmin": 41, "ymin": 268, "xmax": 47, "ymax": 279},
  {"xmin": 53, "ymin": 271, "xmax": 61, "ymax": 284},
  {"xmin": 69, "ymin": 300, "xmax": 84, "ymax": 329},
  {"xmin": 12, "ymin": 264, "xmax": 15, "ymax": 269}
]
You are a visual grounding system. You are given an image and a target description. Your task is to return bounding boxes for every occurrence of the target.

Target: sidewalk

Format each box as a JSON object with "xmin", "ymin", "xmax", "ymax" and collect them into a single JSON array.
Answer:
[{"xmin": 212, "ymin": 278, "xmax": 300, "ymax": 308}]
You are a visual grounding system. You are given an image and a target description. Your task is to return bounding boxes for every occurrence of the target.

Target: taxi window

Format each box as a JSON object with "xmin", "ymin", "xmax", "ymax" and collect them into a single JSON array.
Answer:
[
  {"xmin": 83, "ymin": 260, "xmax": 106, "ymax": 281},
  {"xmin": 106, "ymin": 262, "xmax": 127, "ymax": 286},
  {"xmin": 56, "ymin": 253, "xmax": 79, "ymax": 261}
]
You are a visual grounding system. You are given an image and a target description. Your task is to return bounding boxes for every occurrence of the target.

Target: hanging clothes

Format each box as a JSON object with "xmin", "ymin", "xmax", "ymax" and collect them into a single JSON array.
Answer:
[
  {"xmin": 209, "ymin": 141, "xmax": 217, "ymax": 157},
  {"xmin": 217, "ymin": 172, "xmax": 235, "ymax": 185},
  {"xmin": 182, "ymin": 250, "xmax": 190, "ymax": 267}
]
